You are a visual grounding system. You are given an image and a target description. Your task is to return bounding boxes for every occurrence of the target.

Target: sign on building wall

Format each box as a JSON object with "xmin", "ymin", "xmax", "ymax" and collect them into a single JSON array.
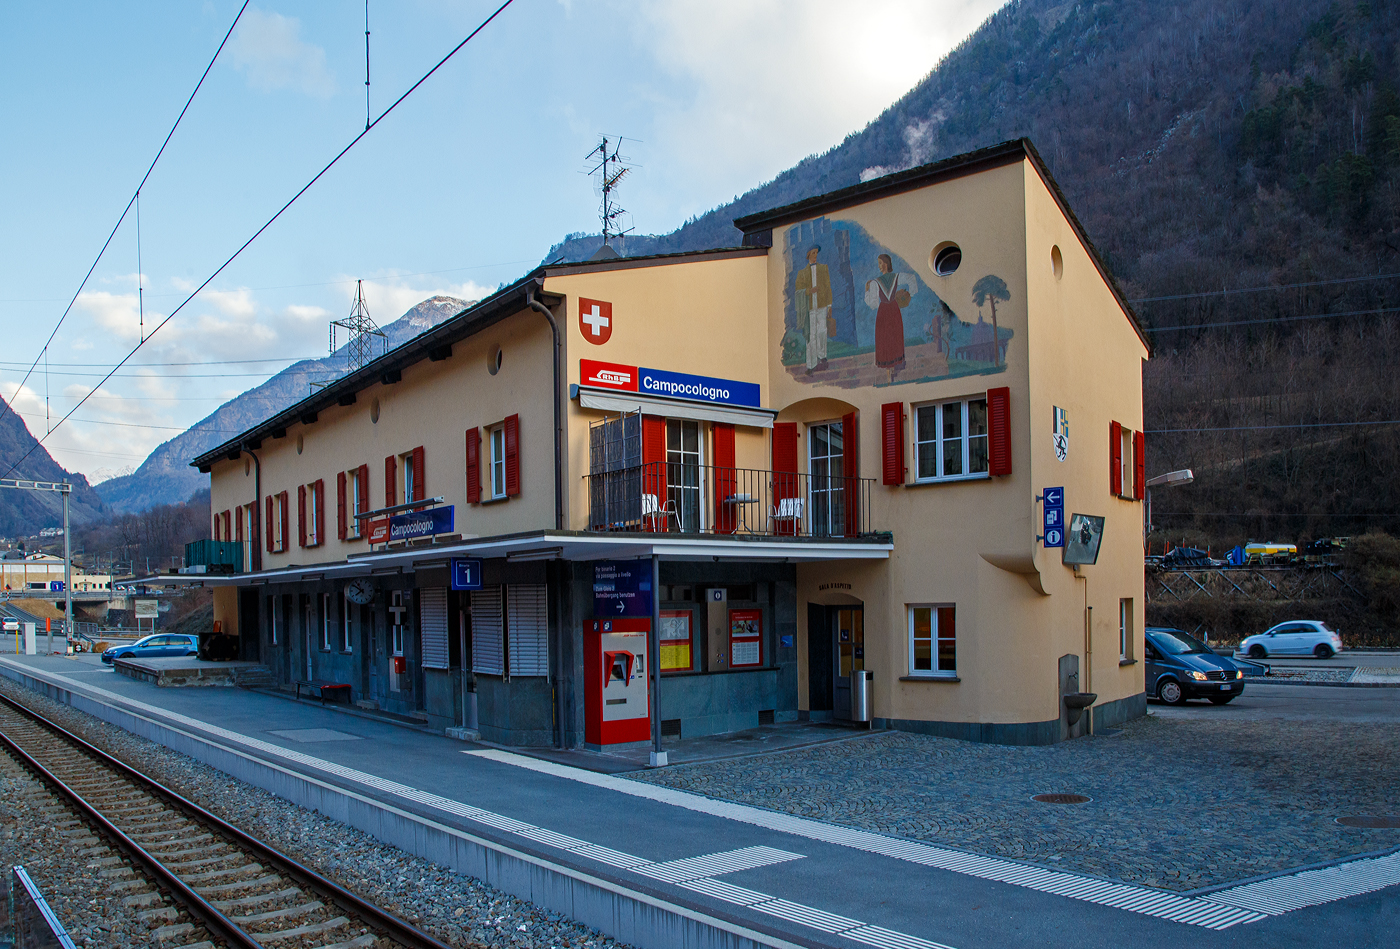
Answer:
[
  {"xmin": 729, "ymin": 608, "xmax": 763, "ymax": 667},
  {"xmin": 389, "ymin": 505, "xmax": 454, "ymax": 542},
  {"xmin": 1052, "ymin": 406, "xmax": 1070, "ymax": 461},
  {"xmin": 578, "ymin": 359, "xmax": 761, "ymax": 408},
  {"xmin": 593, "ymin": 560, "xmax": 652, "ymax": 617},
  {"xmin": 579, "ymin": 298, "xmax": 613, "ymax": 345},
  {"xmin": 1041, "ymin": 486, "xmax": 1065, "ymax": 548},
  {"xmin": 450, "ymin": 558, "xmax": 482, "ymax": 590}
]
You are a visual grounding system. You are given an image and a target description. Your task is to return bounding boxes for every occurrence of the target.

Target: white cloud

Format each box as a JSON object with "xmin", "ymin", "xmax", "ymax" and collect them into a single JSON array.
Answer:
[
  {"xmin": 229, "ymin": 6, "xmax": 335, "ymax": 98},
  {"xmin": 350, "ymin": 278, "xmax": 493, "ymax": 329}
]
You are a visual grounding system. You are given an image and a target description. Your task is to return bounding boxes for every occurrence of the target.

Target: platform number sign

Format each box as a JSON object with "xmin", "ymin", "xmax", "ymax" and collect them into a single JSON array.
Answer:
[{"xmin": 1041, "ymin": 486, "xmax": 1065, "ymax": 548}]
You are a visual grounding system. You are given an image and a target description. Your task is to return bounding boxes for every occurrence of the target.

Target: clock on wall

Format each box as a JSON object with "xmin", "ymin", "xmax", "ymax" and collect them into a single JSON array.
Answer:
[{"xmin": 345, "ymin": 577, "xmax": 376, "ymax": 605}]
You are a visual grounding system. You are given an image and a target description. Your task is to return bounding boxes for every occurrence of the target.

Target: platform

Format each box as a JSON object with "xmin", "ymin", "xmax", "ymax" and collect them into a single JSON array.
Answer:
[
  {"xmin": 0, "ymin": 653, "xmax": 1386, "ymax": 949},
  {"xmin": 112, "ymin": 656, "xmax": 270, "ymax": 688}
]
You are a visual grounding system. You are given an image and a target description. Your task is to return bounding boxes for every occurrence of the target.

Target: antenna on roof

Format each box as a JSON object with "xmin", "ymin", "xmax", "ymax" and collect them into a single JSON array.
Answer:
[
  {"xmin": 585, "ymin": 136, "xmax": 636, "ymax": 258},
  {"xmin": 315, "ymin": 279, "xmax": 387, "ymax": 392}
]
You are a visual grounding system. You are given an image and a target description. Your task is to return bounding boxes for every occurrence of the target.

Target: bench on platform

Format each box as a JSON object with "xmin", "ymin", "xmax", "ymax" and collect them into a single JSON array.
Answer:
[{"xmin": 295, "ymin": 680, "xmax": 353, "ymax": 705}]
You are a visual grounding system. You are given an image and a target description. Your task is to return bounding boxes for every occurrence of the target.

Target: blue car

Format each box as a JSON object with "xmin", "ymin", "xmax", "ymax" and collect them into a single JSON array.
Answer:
[
  {"xmin": 1144, "ymin": 627, "xmax": 1246, "ymax": 706},
  {"xmin": 102, "ymin": 634, "xmax": 199, "ymax": 664}
]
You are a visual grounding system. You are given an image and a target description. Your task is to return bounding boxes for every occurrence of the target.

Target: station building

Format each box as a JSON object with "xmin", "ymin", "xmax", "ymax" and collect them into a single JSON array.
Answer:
[{"xmin": 178, "ymin": 140, "xmax": 1149, "ymax": 747}]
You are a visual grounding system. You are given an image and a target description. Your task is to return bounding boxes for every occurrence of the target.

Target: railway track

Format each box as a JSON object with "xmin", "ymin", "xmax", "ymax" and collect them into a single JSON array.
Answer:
[{"xmin": 0, "ymin": 692, "xmax": 458, "ymax": 949}]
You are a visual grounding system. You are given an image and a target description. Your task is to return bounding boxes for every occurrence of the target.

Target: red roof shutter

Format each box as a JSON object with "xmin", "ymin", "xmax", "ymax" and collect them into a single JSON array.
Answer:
[
  {"xmin": 842, "ymin": 412, "xmax": 859, "ymax": 536},
  {"xmin": 384, "ymin": 455, "xmax": 396, "ymax": 507},
  {"xmin": 1133, "ymin": 429, "xmax": 1146, "ymax": 501},
  {"xmin": 265, "ymin": 496, "xmax": 274, "ymax": 553},
  {"xmin": 412, "ymin": 446, "xmax": 425, "ymax": 501},
  {"xmin": 297, "ymin": 485, "xmax": 307, "ymax": 548},
  {"xmin": 642, "ymin": 415, "xmax": 668, "ymax": 530},
  {"xmin": 313, "ymin": 479, "xmax": 325, "ymax": 546},
  {"xmin": 504, "ymin": 414, "xmax": 521, "ymax": 497},
  {"xmin": 337, "ymin": 472, "xmax": 347, "ymax": 541},
  {"xmin": 880, "ymin": 402, "xmax": 903, "ymax": 485},
  {"xmin": 465, "ymin": 428, "xmax": 481, "ymax": 503},
  {"xmin": 987, "ymin": 387, "xmax": 1012, "ymax": 477},
  {"xmin": 1110, "ymin": 420, "xmax": 1123, "ymax": 496},
  {"xmin": 712, "ymin": 423, "xmax": 736, "ymax": 533}
]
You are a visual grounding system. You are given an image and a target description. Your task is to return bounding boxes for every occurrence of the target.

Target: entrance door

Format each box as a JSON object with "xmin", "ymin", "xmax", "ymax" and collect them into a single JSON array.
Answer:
[
  {"xmin": 666, "ymin": 419, "xmax": 702, "ymax": 533},
  {"xmin": 833, "ymin": 607, "xmax": 864, "ymax": 719},
  {"xmin": 809, "ymin": 422, "xmax": 846, "ymax": 537}
]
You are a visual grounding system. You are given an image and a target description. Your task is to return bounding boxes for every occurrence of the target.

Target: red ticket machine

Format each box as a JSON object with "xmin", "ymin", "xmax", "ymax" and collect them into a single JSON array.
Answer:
[{"xmin": 584, "ymin": 618, "xmax": 651, "ymax": 745}]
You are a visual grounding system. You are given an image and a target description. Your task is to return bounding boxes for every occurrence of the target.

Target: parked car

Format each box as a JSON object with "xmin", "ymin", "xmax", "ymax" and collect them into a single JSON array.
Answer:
[
  {"xmin": 101, "ymin": 634, "xmax": 199, "ymax": 664},
  {"xmin": 1238, "ymin": 621, "xmax": 1343, "ymax": 659},
  {"xmin": 1144, "ymin": 626, "xmax": 1246, "ymax": 706}
]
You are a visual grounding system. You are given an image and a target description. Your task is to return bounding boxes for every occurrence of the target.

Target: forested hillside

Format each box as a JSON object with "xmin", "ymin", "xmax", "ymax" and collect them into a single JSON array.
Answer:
[{"xmin": 550, "ymin": 0, "xmax": 1400, "ymax": 546}]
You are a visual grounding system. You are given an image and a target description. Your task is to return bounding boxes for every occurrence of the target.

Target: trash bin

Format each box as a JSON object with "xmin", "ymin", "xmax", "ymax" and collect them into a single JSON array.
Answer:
[{"xmin": 850, "ymin": 669, "xmax": 873, "ymax": 723}]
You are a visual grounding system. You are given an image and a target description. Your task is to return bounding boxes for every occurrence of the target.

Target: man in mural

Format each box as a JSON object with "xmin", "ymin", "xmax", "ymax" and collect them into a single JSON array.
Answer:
[
  {"xmin": 865, "ymin": 253, "xmax": 914, "ymax": 380},
  {"xmin": 794, "ymin": 246, "xmax": 832, "ymax": 372}
]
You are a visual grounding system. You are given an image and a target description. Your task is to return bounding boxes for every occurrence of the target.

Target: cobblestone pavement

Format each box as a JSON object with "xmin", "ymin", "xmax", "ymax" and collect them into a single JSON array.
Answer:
[{"xmin": 632, "ymin": 714, "xmax": 1400, "ymax": 892}]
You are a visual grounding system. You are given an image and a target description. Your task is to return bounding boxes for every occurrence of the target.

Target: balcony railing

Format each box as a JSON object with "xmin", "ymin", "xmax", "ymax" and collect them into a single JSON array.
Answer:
[
  {"xmin": 184, "ymin": 539, "xmax": 243, "ymax": 574},
  {"xmin": 587, "ymin": 461, "xmax": 877, "ymax": 538}
]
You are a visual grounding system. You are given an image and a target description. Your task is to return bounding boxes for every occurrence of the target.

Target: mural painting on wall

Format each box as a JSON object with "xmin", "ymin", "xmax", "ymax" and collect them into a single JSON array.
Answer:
[{"xmin": 781, "ymin": 216, "xmax": 1014, "ymax": 388}]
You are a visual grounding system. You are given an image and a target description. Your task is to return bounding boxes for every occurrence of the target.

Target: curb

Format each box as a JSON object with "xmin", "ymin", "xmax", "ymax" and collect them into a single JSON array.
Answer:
[{"xmin": 1243, "ymin": 678, "xmax": 1400, "ymax": 689}]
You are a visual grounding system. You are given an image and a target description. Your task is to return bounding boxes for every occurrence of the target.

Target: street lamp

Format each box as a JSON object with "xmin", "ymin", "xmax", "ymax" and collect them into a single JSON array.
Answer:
[{"xmin": 1144, "ymin": 468, "xmax": 1193, "ymax": 545}]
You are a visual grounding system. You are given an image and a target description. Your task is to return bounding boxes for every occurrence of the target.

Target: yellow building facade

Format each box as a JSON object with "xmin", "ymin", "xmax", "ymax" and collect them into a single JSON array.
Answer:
[{"xmin": 187, "ymin": 141, "xmax": 1148, "ymax": 746}]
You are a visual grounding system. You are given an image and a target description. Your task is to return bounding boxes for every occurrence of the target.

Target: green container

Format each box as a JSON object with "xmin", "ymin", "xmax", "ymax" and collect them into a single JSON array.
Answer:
[{"xmin": 185, "ymin": 539, "xmax": 243, "ymax": 570}]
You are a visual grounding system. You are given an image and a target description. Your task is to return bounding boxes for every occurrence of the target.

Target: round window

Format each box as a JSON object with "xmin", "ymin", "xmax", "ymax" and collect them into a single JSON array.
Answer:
[
  {"xmin": 488, "ymin": 345, "xmax": 503, "ymax": 375},
  {"xmin": 370, "ymin": 397, "xmax": 380, "ymax": 424},
  {"xmin": 296, "ymin": 434, "xmax": 304, "ymax": 455},
  {"xmin": 1051, "ymin": 244, "xmax": 1063, "ymax": 279},
  {"xmin": 930, "ymin": 243, "xmax": 961, "ymax": 276}
]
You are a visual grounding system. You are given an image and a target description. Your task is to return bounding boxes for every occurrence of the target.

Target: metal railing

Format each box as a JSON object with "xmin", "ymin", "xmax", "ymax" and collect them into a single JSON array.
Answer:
[
  {"xmin": 586, "ymin": 461, "xmax": 876, "ymax": 538},
  {"xmin": 0, "ymin": 866, "xmax": 80, "ymax": 949}
]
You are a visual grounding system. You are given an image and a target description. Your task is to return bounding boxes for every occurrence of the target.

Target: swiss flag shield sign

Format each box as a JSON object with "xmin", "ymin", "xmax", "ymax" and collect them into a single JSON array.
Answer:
[{"xmin": 578, "ymin": 297, "xmax": 613, "ymax": 344}]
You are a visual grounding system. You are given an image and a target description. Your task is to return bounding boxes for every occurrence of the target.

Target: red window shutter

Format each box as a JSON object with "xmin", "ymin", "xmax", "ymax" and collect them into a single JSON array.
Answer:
[
  {"xmin": 385, "ymin": 455, "xmax": 396, "ymax": 507},
  {"xmin": 465, "ymin": 428, "xmax": 481, "ymax": 503},
  {"xmin": 213, "ymin": 513, "xmax": 220, "ymax": 541},
  {"xmin": 279, "ymin": 491, "xmax": 289, "ymax": 553},
  {"xmin": 224, "ymin": 511, "xmax": 231, "ymax": 540},
  {"xmin": 235, "ymin": 510, "xmax": 243, "ymax": 543},
  {"xmin": 298, "ymin": 485, "xmax": 307, "ymax": 548},
  {"xmin": 412, "ymin": 446, "xmax": 425, "ymax": 501},
  {"xmin": 1109, "ymin": 420, "xmax": 1123, "ymax": 496},
  {"xmin": 357, "ymin": 465, "xmax": 369, "ymax": 514},
  {"xmin": 265, "ymin": 496, "xmax": 274, "ymax": 553},
  {"xmin": 642, "ymin": 415, "xmax": 668, "ymax": 530},
  {"xmin": 337, "ymin": 472, "xmax": 347, "ymax": 540},
  {"xmin": 713, "ymin": 423, "xmax": 736, "ymax": 533},
  {"xmin": 880, "ymin": 402, "xmax": 903, "ymax": 486},
  {"xmin": 987, "ymin": 387, "xmax": 1012, "ymax": 477},
  {"xmin": 1133, "ymin": 429, "xmax": 1146, "ymax": 501},
  {"xmin": 842, "ymin": 411, "xmax": 859, "ymax": 536},
  {"xmin": 503, "ymin": 414, "xmax": 521, "ymax": 497},
  {"xmin": 314, "ymin": 479, "xmax": 325, "ymax": 546},
  {"xmin": 772, "ymin": 421, "xmax": 799, "ymax": 506}
]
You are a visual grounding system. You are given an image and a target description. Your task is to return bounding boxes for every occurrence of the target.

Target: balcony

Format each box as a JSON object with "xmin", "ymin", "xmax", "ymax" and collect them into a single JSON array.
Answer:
[
  {"xmin": 586, "ymin": 461, "xmax": 877, "ymax": 538},
  {"xmin": 182, "ymin": 539, "xmax": 244, "ymax": 575}
]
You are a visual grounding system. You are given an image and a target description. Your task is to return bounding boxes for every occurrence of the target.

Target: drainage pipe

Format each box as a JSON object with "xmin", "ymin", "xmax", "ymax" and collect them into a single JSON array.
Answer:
[{"xmin": 525, "ymin": 284, "xmax": 564, "ymax": 531}]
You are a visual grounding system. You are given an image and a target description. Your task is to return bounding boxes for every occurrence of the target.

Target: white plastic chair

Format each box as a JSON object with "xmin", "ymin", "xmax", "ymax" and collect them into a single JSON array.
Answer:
[
  {"xmin": 641, "ymin": 493, "xmax": 681, "ymax": 533},
  {"xmin": 768, "ymin": 496, "xmax": 804, "ymax": 535}
]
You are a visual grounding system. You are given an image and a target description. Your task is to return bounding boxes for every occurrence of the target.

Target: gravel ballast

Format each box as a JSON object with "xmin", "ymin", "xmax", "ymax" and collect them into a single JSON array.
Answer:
[{"xmin": 0, "ymin": 678, "xmax": 635, "ymax": 949}]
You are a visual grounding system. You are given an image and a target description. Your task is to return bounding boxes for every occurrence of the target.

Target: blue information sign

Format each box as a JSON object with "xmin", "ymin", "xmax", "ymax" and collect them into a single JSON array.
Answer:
[
  {"xmin": 389, "ymin": 505, "xmax": 454, "ymax": 542},
  {"xmin": 450, "ymin": 558, "xmax": 482, "ymax": 590},
  {"xmin": 593, "ymin": 560, "xmax": 652, "ymax": 617},
  {"xmin": 1041, "ymin": 487, "xmax": 1065, "ymax": 548},
  {"xmin": 638, "ymin": 367, "xmax": 761, "ymax": 408}
]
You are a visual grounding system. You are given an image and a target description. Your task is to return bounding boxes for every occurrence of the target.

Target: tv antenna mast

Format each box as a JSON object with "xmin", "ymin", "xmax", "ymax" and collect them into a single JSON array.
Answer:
[
  {"xmin": 585, "ymin": 136, "xmax": 635, "ymax": 256},
  {"xmin": 329, "ymin": 279, "xmax": 387, "ymax": 373}
]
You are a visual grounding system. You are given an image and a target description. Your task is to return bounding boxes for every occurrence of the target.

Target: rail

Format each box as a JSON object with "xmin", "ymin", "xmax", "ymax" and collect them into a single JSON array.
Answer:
[
  {"xmin": 0, "ymin": 692, "xmax": 455, "ymax": 949},
  {"xmin": 587, "ymin": 461, "xmax": 878, "ymax": 538}
]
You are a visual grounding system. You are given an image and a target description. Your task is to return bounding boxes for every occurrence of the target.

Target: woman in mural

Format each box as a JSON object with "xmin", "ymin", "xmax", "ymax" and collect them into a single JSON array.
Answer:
[{"xmin": 865, "ymin": 253, "xmax": 914, "ymax": 380}]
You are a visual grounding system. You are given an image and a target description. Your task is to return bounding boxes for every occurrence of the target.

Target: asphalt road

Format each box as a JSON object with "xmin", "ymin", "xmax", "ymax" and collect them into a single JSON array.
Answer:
[
  {"xmin": 1151, "ymin": 682, "xmax": 1400, "ymax": 722},
  {"xmin": 1249, "ymin": 651, "xmax": 1400, "ymax": 669}
]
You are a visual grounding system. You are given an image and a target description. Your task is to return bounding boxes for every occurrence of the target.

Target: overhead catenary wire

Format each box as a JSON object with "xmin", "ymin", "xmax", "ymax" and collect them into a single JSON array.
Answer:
[
  {"xmin": 1147, "ymin": 420, "xmax": 1400, "ymax": 433},
  {"xmin": 0, "ymin": 1, "xmax": 250, "ymax": 434},
  {"xmin": 1146, "ymin": 305, "xmax": 1400, "ymax": 332},
  {"xmin": 1130, "ymin": 269, "xmax": 1400, "ymax": 303},
  {"xmin": 2, "ymin": 0, "xmax": 517, "ymax": 480}
]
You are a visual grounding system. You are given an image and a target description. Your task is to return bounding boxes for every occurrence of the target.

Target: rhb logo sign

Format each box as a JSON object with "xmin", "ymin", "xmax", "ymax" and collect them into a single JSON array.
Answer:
[
  {"xmin": 580, "ymin": 359, "xmax": 638, "ymax": 391},
  {"xmin": 578, "ymin": 297, "xmax": 613, "ymax": 344}
]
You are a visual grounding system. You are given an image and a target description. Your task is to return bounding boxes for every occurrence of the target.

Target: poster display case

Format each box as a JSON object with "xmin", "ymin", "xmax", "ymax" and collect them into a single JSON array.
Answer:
[{"xmin": 729, "ymin": 608, "xmax": 763, "ymax": 668}]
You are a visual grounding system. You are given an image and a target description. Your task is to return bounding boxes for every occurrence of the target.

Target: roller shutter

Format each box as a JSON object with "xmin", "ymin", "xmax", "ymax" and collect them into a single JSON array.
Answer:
[
  {"xmin": 470, "ymin": 586, "xmax": 504, "ymax": 675},
  {"xmin": 507, "ymin": 583, "xmax": 548, "ymax": 677},
  {"xmin": 419, "ymin": 586, "xmax": 449, "ymax": 670}
]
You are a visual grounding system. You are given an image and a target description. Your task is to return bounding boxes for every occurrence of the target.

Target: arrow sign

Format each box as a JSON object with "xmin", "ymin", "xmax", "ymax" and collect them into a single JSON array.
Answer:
[
  {"xmin": 594, "ymin": 560, "xmax": 652, "ymax": 618},
  {"xmin": 1042, "ymin": 486, "xmax": 1064, "ymax": 507}
]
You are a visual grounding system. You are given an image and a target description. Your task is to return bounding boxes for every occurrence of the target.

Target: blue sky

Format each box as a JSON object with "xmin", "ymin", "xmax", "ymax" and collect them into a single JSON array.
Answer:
[{"xmin": 0, "ymin": 0, "xmax": 1001, "ymax": 479}]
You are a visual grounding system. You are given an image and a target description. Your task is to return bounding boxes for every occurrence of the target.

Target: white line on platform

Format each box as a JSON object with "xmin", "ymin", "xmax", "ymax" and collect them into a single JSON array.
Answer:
[{"xmin": 1203, "ymin": 850, "xmax": 1400, "ymax": 914}]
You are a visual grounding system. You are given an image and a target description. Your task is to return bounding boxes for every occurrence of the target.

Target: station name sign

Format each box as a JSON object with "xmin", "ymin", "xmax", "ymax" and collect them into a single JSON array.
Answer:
[
  {"xmin": 389, "ymin": 505, "xmax": 454, "ymax": 542},
  {"xmin": 580, "ymin": 359, "xmax": 761, "ymax": 409}
]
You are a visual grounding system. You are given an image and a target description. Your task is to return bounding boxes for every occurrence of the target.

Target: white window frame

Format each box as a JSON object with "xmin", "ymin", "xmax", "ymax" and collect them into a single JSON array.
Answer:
[
  {"xmin": 305, "ymin": 482, "xmax": 320, "ymax": 547},
  {"xmin": 274, "ymin": 493, "xmax": 288, "ymax": 552},
  {"xmin": 488, "ymin": 425, "xmax": 507, "ymax": 499},
  {"xmin": 341, "ymin": 592, "xmax": 353, "ymax": 652},
  {"xmin": 391, "ymin": 590, "xmax": 406, "ymax": 656},
  {"xmin": 1118, "ymin": 425, "xmax": 1134, "ymax": 499},
  {"xmin": 665, "ymin": 417, "xmax": 707, "ymax": 532},
  {"xmin": 400, "ymin": 452, "xmax": 416, "ymax": 506},
  {"xmin": 268, "ymin": 596, "xmax": 278, "ymax": 646},
  {"xmin": 907, "ymin": 603, "xmax": 957, "ymax": 677},
  {"xmin": 912, "ymin": 397, "xmax": 989, "ymax": 483},
  {"xmin": 320, "ymin": 592, "xmax": 332, "ymax": 651},
  {"xmin": 346, "ymin": 469, "xmax": 362, "ymax": 538},
  {"xmin": 1120, "ymin": 598, "xmax": 1133, "ymax": 661}
]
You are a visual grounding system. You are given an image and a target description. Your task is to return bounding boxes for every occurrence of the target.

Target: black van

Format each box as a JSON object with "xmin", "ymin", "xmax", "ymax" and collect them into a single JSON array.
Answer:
[{"xmin": 1144, "ymin": 627, "xmax": 1246, "ymax": 705}]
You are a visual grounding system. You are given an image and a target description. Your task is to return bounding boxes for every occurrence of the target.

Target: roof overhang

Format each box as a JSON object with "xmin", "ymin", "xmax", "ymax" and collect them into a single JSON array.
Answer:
[{"xmin": 142, "ymin": 531, "xmax": 892, "ymax": 588}]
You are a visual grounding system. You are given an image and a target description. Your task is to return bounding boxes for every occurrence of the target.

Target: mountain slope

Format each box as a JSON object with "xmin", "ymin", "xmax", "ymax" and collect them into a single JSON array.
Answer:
[
  {"xmin": 96, "ymin": 295, "xmax": 474, "ymax": 512},
  {"xmin": 0, "ymin": 398, "xmax": 107, "ymax": 535}
]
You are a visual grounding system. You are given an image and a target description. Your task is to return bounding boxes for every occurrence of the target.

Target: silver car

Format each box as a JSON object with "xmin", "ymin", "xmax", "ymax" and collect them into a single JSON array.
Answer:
[{"xmin": 1239, "ymin": 621, "xmax": 1343, "ymax": 659}]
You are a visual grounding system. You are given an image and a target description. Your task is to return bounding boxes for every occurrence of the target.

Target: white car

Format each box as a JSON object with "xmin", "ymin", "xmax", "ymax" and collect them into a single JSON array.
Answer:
[{"xmin": 1239, "ymin": 621, "xmax": 1343, "ymax": 659}]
